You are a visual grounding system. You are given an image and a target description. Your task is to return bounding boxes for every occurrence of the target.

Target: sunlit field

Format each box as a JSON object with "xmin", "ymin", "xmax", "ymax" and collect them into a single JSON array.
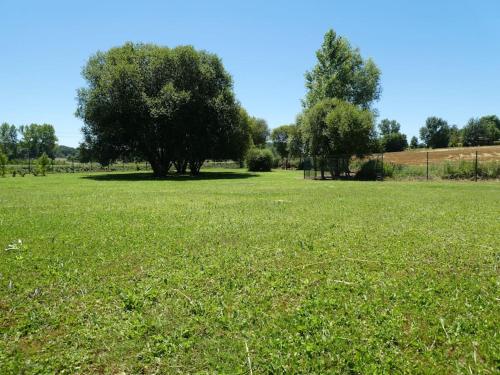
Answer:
[{"xmin": 0, "ymin": 170, "xmax": 498, "ymax": 373}]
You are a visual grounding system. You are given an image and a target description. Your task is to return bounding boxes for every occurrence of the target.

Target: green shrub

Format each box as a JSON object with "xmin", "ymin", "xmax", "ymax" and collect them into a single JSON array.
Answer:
[
  {"xmin": 246, "ymin": 148, "xmax": 273, "ymax": 172},
  {"xmin": 36, "ymin": 153, "xmax": 50, "ymax": 176},
  {"xmin": 355, "ymin": 159, "xmax": 383, "ymax": 180},
  {"xmin": 0, "ymin": 149, "xmax": 7, "ymax": 177}
]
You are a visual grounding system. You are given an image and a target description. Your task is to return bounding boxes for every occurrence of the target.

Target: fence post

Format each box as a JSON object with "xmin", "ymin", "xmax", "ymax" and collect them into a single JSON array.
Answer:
[
  {"xmin": 475, "ymin": 151, "xmax": 478, "ymax": 182},
  {"xmin": 381, "ymin": 153, "xmax": 384, "ymax": 181},
  {"xmin": 426, "ymin": 152, "xmax": 429, "ymax": 181}
]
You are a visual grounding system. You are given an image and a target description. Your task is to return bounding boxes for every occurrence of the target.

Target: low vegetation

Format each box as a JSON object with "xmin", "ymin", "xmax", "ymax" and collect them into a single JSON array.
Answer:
[
  {"xmin": 1, "ymin": 170, "xmax": 498, "ymax": 373},
  {"xmin": 246, "ymin": 148, "xmax": 273, "ymax": 172}
]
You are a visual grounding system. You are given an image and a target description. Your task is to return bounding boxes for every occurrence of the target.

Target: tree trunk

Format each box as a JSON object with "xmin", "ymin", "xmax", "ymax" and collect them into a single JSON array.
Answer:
[
  {"xmin": 150, "ymin": 157, "xmax": 171, "ymax": 178},
  {"xmin": 151, "ymin": 161, "xmax": 167, "ymax": 177},
  {"xmin": 174, "ymin": 160, "xmax": 188, "ymax": 174},
  {"xmin": 189, "ymin": 160, "xmax": 204, "ymax": 176},
  {"xmin": 319, "ymin": 158, "xmax": 326, "ymax": 179}
]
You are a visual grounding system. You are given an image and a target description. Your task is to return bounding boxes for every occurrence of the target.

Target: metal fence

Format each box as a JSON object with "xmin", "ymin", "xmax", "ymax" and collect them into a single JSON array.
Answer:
[
  {"xmin": 303, "ymin": 154, "xmax": 384, "ymax": 180},
  {"xmin": 304, "ymin": 148, "xmax": 500, "ymax": 181},
  {"xmin": 382, "ymin": 149, "xmax": 500, "ymax": 181}
]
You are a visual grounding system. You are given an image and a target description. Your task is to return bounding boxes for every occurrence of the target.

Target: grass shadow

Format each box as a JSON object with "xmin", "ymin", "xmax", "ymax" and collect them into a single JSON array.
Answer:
[{"xmin": 81, "ymin": 170, "xmax": 258, "ymax": 182}]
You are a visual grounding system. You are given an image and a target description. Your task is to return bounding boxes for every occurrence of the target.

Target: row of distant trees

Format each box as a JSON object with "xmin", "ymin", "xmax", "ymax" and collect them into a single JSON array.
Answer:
[
  {"xmin": 269, "ymin": 112, "xmax": 500, "ymax": 167},
  {"xmin": 374, "ymin": 114, "xmax": 500, "ymax": 153},
  {"xmin": 0, "ymin": 122, "xmax": 79, "ymax": 160},
  {"xmin": 415, "ymin": 115, "xmax": 500, "ymax": 149}
]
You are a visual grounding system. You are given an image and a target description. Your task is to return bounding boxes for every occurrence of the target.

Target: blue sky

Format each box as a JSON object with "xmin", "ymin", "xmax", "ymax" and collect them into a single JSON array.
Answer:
[{"xmin": 1, "ymin": 0, "xmax": 499, "ymax": 147}]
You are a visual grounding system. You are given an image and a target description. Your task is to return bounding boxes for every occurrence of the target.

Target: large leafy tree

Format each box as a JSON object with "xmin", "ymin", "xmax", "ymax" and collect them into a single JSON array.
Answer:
[
  {"xmin": 381, "ymin": 132, "xmax": 408, "ymax": 152},
  {"xmin": 448, "ymin": 125, "xmax": 462, "ymax": 147},
  {"xmin": 249, "ymin": 117, "xmax": 269, "ymax": 148},
  {"xmin": 302, "ymin": 98, "xmax": 374, "ymax": 178},
  {"xmin": 304, "ymin": 29, "xmax": 381, "ymax": 109},
  {"xmin": 19, "ymin": 123, "xmax": 58, "ymax": 159},
  {"xmin": 378, "ymin": 119, "xmax": 400, "ymax": 136},
  {"xmin": 271, "ymin": 125, "xmax": 293, "ymax": 162},
  {"xmin": 410, "ymin": 136, "xmax": 419, "ymax": 149},
  {"xmin": 462, "ymin": 116, "xmax": 500, "ymax": 146},
  {"xmin": 77, "ymin": 43, "xmax": 250, "ymax": 176},
  {"xmin": 480, "ymin": 115, "xmax": 500, "ymax": 132},
  {"xmin": 378, "ymin": 119, "xmax": 408, "ymax": 152},
  {"xmin": 0, "ymin": 123, "xmax": 18, "ymax": 159},
  {"xmin": 419, "ymin": 117, "xmax": 450, "ymax": 148}
]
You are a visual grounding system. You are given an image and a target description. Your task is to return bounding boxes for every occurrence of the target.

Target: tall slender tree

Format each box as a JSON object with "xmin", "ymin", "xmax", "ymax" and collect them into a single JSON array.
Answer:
[{"xmin": 304, "ymin": 29, "xmax": 381, "ymax": 110}]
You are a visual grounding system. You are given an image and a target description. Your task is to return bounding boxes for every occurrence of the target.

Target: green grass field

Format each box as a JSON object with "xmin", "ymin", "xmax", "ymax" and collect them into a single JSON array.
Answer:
[{"xmin": 1, "ymin": 170, "xmax": 499, "ymax": 373}]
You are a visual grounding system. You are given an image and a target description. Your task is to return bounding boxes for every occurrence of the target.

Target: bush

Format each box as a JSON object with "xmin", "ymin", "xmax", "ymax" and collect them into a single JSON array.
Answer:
[
  {"xmin": 246, "ymin": 148, "xmax": 273, "ymax": 172},
  {"xmin": 36, "ymin": 153, "xmax": 50, "ymax": 176},
  {"xmin": 0, "ymin": 149, "xmax": 7, "ymax": 177},
  {"xmin": 355, "ymin": 159, "xmax": 383, "ymax": 180}
]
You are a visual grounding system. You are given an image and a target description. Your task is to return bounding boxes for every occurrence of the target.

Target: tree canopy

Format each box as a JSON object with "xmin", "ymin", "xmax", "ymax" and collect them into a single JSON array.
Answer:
[
  {"xmin": 378, "ymin": 119, "xmax": 400, "ymax": 136},
  {"xmin": 304, "ymin": 29, "xmax": 381, "ymax": 110},
  {"xmin": 410, "ymin": 136, "xmax": 419, "ymax": 149},
  {"xmin": 287, "ymin": 123, "xmax": 305, "ymax": 159},
  {"xmin": 249, "ymin": 117, "xmax": 270, "ymax": 148},
  {"xmin": 419, "ymin": 117, "xmax": 450, "ymax": 148},
  {"xmin": 271, "ymin": 125, "xmax": 293, "ymax": 160},
  {"xmin": 0, "ymin": 123, "xmax": 18, "ymax": 159},
  {"xmin": 462, "ymin": 116, "xmax": 500, "ymax": 146},
  {"xmin": 19, "ymin": 123, "xmax": 58, "ymax": 159},
  {"xmin": 378, "ymin": 119, "xmax": 408, "ymax": 152},
  {"xmin": 77, "ymin": 42, "xmax": 251, "ymax": 176},
  {"xmin": 302, "ymin": 98, "xmax": 374, "ymax": 159}
]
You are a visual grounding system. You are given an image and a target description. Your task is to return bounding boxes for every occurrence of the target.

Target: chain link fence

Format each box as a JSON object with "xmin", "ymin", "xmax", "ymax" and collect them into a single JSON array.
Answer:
[
  {"xmin": 303, "ymin": 154, "xmax": 384, "ymax": 180},
  {"xmin": 383, "ymin": 147, "xmax": 500, "ymax": 180},
  {"xmin": 304, "ymin": 147, "xmax": 500, "ymax": 181}
]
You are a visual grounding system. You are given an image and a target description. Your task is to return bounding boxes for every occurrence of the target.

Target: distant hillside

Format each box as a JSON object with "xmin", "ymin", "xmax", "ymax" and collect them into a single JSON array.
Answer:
[{"xmin": 54, "ymin": 145, "xmax": 77, "ymax": 158}]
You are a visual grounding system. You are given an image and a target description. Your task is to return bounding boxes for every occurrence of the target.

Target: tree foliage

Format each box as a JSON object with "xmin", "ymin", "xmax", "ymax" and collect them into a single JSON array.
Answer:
[
  {"xmin": 77, "ymin": 43, "xmax": 251, "ymax": 176},
  {"xmin": 246, "ymin": 148, "xmax": 273, "ymax": 172},
  {"xmin": 304, "ymin": 29, "xmax": 381, "ymax": 109},
  {"xmin": 0, "ymin": 123, "xmax": 18, "ymax": 159},
  {"xmin": 302, "ymin": 98, "xmax": 374, "ymax": 162},
  {"xmin": 0, "ymin": 147, "xmax": 7, "ymax": 177},
  {"xmin": 462, "ymin": 116, "xmax": 500, "ymax": 146},
  {"xmin": 249, "ymin": 118, "xmax": 269, "ymax": 148},
  {"xmin": 378, "ymin": 119, "xmax": 407, "ymax": 152},
  {"xmin": 287, "ymin": 123, "xmax": 305, "ymax": 159},
  {"xmin": 271, "ymin": 125, "xmax": 293, "ymax": 160},
  {"xmin": 381, "ymin": 132, "xmax": 408, "ymax": 152},
  {"xmin": 448, "ymin": 125, "xmax": 462, "ymax": 147},
  {"xmin": 19, "ymin": 124, "xmax": 58, "ymax": 159},
  {"xmin": 410, "ymin": 136, "xmax": 419, "ymax": 149},
  {"xmin": 36, "ymin": 152, "xmax": 50, "ymax": 176},
  {"xmin": 378, "ymin": 119, "xmax": 400, "ymax": 136},
  {"xmin": 419, "ymin": 117, "xmax": 450, "ymax": 148},
  {"xmin": 54, "ymin": 145, "xmax": 78, "ymax": 159}
]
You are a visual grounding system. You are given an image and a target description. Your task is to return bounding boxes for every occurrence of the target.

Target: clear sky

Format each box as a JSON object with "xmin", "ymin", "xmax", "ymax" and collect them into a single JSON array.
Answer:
[{"xmin": 1, "ymin": 0, "xmax": 499, "ymax": 147}]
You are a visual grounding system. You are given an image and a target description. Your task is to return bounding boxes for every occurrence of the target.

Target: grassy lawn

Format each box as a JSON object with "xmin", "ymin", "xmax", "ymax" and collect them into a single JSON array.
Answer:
[{"xmin": 0, "ymin": 170, "xmax": 498, "ymax": 373}]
